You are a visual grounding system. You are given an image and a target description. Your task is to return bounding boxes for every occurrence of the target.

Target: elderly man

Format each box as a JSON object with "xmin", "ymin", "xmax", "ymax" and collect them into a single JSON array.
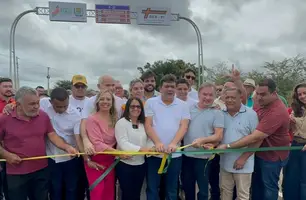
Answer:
[{"xmin": 0, "ymin": 86, "xmax": 78, "ymax": 200}]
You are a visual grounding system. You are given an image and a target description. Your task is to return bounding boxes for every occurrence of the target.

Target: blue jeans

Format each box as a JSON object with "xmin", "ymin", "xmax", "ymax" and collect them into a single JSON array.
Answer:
[
  {"xmin": 146, "ymin": 156, "xmax": 182, "ymax": 200},
  {"xmin": 282, "ymin": 141, "xmax": 306, "ymax": 200},
  {"xmin": 181, "ymin": 155, "xmax": 210, "ymax": 200},
  {"xmin": 48, "ymin": 158, "xmax": 79, "ymax": 200},
  {"xmin": 252, "ymin": 156, "xmax": 288, "ymax": 200}
]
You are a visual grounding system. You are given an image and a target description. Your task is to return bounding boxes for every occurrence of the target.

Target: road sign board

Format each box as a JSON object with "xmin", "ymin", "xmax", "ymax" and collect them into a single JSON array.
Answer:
[
  {"xmin": 49, "ymin": 1, "xmax": 87, "ymax": 22},
  {"xmin": 95, "ymin": 5, "xmax": 131, "ymax": 24},
  {"xmin": 136, "ymin": 7, "xmax": 171, "ymax": 26}
]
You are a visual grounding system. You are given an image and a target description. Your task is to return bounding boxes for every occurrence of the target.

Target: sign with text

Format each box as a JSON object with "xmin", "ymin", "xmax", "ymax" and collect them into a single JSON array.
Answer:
[
  {"xmin": 136, "ymin": 7, "xmax": 171, "ymax": 26},
  {"xmin": 49, "ymin": 1, "xmax": 87, "ymax": 22},
  {"xmin": 95, "ymin": 5, "xmax": 131, "ymax": 24}
]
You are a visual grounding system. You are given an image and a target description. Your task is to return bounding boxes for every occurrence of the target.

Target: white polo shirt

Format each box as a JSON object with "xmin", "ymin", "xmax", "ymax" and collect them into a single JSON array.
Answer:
[
  {"xmin": 81, "ymin": 94, "xmax": 124, "ymax": 119},
  {"xmin": 40, "ymin": 98, "xmax": 81, "ymax": 163},
  {"xmin": 145, "ymin": 96, "xmax": 191, "ymax": 158}
]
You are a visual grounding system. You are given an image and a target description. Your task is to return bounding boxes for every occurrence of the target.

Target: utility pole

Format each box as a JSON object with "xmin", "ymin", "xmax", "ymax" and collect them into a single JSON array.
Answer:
[
  {"xmin": 16, "ymin": 56, "xmax": 20, "ymax": 89},
  {"xmin": 47, "ymin": 67, "xmax": 50, "ymax": 95}
]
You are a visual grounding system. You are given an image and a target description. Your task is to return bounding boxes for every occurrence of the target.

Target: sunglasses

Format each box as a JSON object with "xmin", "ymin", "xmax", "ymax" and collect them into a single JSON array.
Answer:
[
  {"xmin": 185, "ymin": 75, "xmax": 195, "ymax": 80},
  {"xmin": 74, "ymin": 85, "xmax": 87, "ymax": 89},
  {"xmin": 217, "ymin": 89, "xmax": 223, "ymax": 92},
  {"xmin": 130, "ymin": 105, "xmax": 141, "ymax": 109}
]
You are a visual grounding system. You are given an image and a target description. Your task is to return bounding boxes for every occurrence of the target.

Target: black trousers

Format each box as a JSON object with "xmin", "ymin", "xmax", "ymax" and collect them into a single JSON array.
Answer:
[
  {"xmin": 0, "ymin": 163, "xmax": 9, "ymax": 200},
  {"xmin": 6, "ymin": 167, "xmax": 49, "ymax": 200},
  {"xmin": 116, "ymin": 161, "xmax": 146, "ymax": 200}
]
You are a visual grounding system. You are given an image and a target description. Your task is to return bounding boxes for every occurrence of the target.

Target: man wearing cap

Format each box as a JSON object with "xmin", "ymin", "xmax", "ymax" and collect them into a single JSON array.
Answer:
[
  {"xmin": 243, "ymin": 78, "xmax": 256, "ymax": 108},
  {"xmin": 70, "ymin": 75, "xmax": 89, "ymax": 114},
  {"xmin": 70, "ymin": 75, "xmax": 90, "ymax": 200}
]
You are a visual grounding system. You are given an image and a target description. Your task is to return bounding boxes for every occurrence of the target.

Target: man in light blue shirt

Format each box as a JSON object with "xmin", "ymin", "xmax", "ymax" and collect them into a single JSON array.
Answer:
[
  {"xmin": 145, "ymin": 74, "xmax": 190, "ymax": 200},
  {"xmin": 219, "ymin": 88, "xmax": 258, "ymax": 200},
  {"xmin": 182, "ymin": 82, "xmax": 224, "ymax": 200}
]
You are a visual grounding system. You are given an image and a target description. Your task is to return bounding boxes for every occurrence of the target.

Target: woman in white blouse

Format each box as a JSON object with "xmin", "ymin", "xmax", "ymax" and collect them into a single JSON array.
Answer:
[{"xmin": 115, "ymin": 97, "xmax": 152, "ymax": 200}]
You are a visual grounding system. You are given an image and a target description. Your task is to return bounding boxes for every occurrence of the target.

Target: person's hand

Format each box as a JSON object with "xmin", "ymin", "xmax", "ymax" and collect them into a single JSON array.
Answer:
[
  {"xmin": 118, "ymin": 154, "xmax": 132, "ymax": 160},
  {"xmin": 289, "ymin": 114, "xmax": 296, "ymax": 124},
  {"xmin": 2, "ymin": 103, "xmax": 15, "ymax": 115},
  {"xmin": 5, "ymin": 152, "xmax": 22, "ymax": 165},
  {"xmin": 154, "ymin": 142, "xmax": 165, "ymax": 152},
  {"xmin": 83, "ymin": 140, "xmax": 95, "ymax": 155},
  {"xmin": 192, "ymin": 138, "xmax": 203, "ymax": 148},
  {"xmin": 302, "ymin": 145, "xmax": 306, "ymax": 151},
  {"xmin": 166, "ymin": 143, "xmax": 177, "ymax": 153},
  {"xmin": 87, "ymin": 160, "xmax": 105, "ymax": 171},
  {"xmin": 233, "ymin": 157, "xmax": 247, "ymax": 170},
  {"xmin": 65, "ymin": 145, "xmax": 79, "ymax": 157},
  {"xmin": 225, "ymin": 64, "xmax": 241, "ymax": 82},
  {"xmin": 202, "ymin": 143, "xmax": 215, "ymax": 149},
  {"xmin": 216, "ymin": 144, "xmax": 227, "ymax": 150}
]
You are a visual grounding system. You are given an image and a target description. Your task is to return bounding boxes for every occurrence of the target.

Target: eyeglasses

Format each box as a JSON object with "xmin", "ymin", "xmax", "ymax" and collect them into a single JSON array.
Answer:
[
  {"xmin": 217, "ymin": 89, "xmax": 223, "ymax": 92},
  {"xmin": 130, "ymin": 105, "xmax": 141, "ymax": 110},
  {"xmin": 185, "ymin": 75, "xmax": 195, "ymax": 80}
]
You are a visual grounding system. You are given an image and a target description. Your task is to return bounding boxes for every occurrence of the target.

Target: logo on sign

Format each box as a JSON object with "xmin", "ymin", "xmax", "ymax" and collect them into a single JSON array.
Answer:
[
  {"xmin": 51, "ymin": 4, "xmax": 84, "ymax": 17},
  {"xmin": 141, "ymin": 8, "xmax": 167, "ymax": 19}
]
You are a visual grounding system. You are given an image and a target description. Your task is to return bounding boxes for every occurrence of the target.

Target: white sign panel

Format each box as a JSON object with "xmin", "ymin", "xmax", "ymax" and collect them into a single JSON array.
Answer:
[
  {"xmin": 49, "ymin": 1, "xmax": 87, "ymax": 22},
  {"xmin": 136, "ymin": 7, "xmax": 171, "ymax": 26}
]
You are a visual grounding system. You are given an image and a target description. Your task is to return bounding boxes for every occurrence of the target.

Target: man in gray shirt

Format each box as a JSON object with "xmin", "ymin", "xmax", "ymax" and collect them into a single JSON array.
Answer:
[{"xmin": 182, "ymin": 83, "xmax": 224, "ymax": 200}]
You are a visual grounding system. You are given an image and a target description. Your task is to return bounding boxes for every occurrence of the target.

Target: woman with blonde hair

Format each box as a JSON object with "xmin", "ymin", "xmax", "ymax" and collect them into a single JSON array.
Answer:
[{"xmin": 84, "ymin": 90, "xmax": 129, "ymax": 200}]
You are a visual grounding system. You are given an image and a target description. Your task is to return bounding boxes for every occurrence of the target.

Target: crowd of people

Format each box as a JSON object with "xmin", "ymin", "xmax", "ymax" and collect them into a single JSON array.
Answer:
[{"xmin": 0, "ymin": 67, "xmax": 305, "ymax": 200}]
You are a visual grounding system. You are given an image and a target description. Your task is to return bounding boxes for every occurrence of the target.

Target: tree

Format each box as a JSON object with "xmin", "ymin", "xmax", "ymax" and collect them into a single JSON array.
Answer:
[
  {"xmin": 137, "ymin": 59, "xmax": 198, "ymax": 89},
  {"xmin": 54, "ymin": 80, "xmax": 72, "ymax": 90}
]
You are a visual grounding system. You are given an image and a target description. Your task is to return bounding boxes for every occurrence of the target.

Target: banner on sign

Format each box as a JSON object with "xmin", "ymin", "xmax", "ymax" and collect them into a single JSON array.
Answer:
[
  {"xmin": 136, "ymin": 7, "xmax": 171, "ymax": 26},
  {"xmin": 49, "ymin": 1, "xmax": 87, "ymax": 22},
  {"xmin": 95, "ymin": 4, "xmax": 131, "ymax": 24}
]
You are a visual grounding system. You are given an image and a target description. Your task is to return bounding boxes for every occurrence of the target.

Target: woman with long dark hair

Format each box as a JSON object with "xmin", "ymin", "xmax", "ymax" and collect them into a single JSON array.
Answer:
[
  {"xmin": 283, "ymin": 83, "xmax": 306, "ymax": 200},
  {"xmin": 115, "ymin": 97, "xmax": 152, "ymax": 200}
]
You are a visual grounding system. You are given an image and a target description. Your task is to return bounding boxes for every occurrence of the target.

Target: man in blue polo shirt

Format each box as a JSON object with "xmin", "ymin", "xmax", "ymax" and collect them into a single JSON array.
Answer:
[
  {"xmin": 219, "ymin": 88, "xmax": 258, "ymax": 200},
  {"xmin": 145, "ymin": 74, "xmax": 190, "ymax": 200}
]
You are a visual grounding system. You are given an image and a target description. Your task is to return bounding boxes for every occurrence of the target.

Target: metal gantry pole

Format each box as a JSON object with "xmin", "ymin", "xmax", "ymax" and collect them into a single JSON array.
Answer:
[
  {"xmin": 178, "ymin": 16, "xmax": 204, "ymax": 87},
  {"xmin": 9, "ymin": 8, "xmax": 37, "ymax": 90}
]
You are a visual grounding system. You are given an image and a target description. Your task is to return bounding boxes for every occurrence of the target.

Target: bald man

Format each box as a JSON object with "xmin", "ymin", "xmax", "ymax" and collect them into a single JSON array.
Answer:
[{"xmin": 80, "ymin": 75, "xmax": 125, "ymax": 155}]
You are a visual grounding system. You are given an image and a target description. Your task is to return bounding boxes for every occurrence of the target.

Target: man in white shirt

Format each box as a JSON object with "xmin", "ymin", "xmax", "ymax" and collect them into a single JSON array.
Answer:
[
  {"xmin": 81, "ymin": 75, "xmax": 125, "ymax": 155},
  {"xmin": 176, "ymin": 78, "xmax": 198, "ymax": 108},
  {"xmin": 183, "ymin": 68, "xmax": 198, "ymax": 100},
  {"xmin": 145, "ymin": 74, "xmax": 190, "ymax": 200},
  {"xmin": 69, "ymin": 75, "xmax": 90, "ymax": 114},
  {"xmin": 39, "ymin": 87, "xmax": 84, "ymax": 200}
]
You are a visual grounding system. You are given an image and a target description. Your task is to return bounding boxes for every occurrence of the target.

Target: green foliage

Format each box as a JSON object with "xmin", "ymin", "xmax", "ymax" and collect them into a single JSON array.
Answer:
[
  {"xmin": 137, "ymin": 59, "xmax": 198, "ymax": 89},
  {"xmin": 53, "ymin": 80, "xmax": 72, "ymax": 90}
]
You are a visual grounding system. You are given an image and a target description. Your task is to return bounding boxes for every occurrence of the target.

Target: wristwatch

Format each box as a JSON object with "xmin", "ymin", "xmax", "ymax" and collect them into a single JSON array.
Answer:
[{"xmin": 226, "ymin": 144, "xmax": 231, "ymax": 149}]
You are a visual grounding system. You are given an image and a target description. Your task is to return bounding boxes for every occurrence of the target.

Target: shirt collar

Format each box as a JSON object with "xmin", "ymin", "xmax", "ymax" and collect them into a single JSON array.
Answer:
[
  {"xmin": 11, "ymin": 109, "xmax": 40, "ymax": 121},
  {"xmin": 158, "ymin": 95, "xmax": 178, "ymax": 106},
  {"xmin": 222, "ymin": 104, "xmax": 247, "ymax": 113}
]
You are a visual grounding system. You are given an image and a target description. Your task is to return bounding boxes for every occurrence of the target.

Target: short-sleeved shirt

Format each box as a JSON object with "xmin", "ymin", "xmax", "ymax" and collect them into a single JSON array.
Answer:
[
  {"xmin": 0, "ymin": 110, "xmax": 54, "ymax": 175},
  {"xmin": 145, "ymin": 96, "xmax": 190, "ymax": 158},
  {"xmin": 82, "ymin": 94, "xmax": 124, "ymax": 119},
  {"xmin": 188, "ymin": 87, "xmax": 198, "ymax": 101},
  {"xmin": 184, "ymin": 104, "xmax": 224, "ymax": 159},
  {"xmin": 254, "ymin": 99, "xmax": 290, "ymax": 161},
  {"xmin": 69, "ymin": 95, "xmax": 89, "ymax": 114},
  {"xmin": 220, "ymin": 105, "xmax": 258, "ymax": 173},
  {"xmin": 40, "ymin": 98, "xmax": 81, "ymax": 163}
]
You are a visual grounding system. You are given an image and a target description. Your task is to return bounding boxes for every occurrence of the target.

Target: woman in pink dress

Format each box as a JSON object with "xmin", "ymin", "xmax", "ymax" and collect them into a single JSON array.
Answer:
[{"xmin": 84, "ymin": 90, "xmax": 119, "ymax": 200}]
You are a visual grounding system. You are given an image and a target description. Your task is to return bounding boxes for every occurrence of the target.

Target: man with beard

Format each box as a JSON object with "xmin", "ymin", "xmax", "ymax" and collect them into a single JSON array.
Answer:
[
  {"xmin": 0, "ymin": 78, "xmax": 14, "ymax": 200},
  {"xmin": 0, "ymin": 78, "xmax": 14, "ymax": 113},
  {"xmin": 140, "ymin": 71, "xmax": 160, "ymax": 100}
]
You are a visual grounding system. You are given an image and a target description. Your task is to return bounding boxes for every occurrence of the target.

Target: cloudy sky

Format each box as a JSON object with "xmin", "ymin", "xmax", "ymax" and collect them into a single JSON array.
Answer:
[{"xmin": 0, "ymin": 0, "xmax": 306, "ymax": 89}]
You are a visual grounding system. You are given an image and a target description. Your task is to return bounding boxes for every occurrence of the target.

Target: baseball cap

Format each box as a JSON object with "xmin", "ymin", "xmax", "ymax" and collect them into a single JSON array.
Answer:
[
  {"xmin": 72, "ymin": 75, "xmax": 87, "ymax": 86},
  {"xmin": 243, "ymin": 78, "xmax": 256, "ymax": 88}
]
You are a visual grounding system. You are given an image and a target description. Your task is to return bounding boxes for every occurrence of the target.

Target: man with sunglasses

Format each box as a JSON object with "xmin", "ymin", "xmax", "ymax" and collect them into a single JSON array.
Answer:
[{"xmin": 183, "ymin": 68, "xmax": 198, "ymax": 100}]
